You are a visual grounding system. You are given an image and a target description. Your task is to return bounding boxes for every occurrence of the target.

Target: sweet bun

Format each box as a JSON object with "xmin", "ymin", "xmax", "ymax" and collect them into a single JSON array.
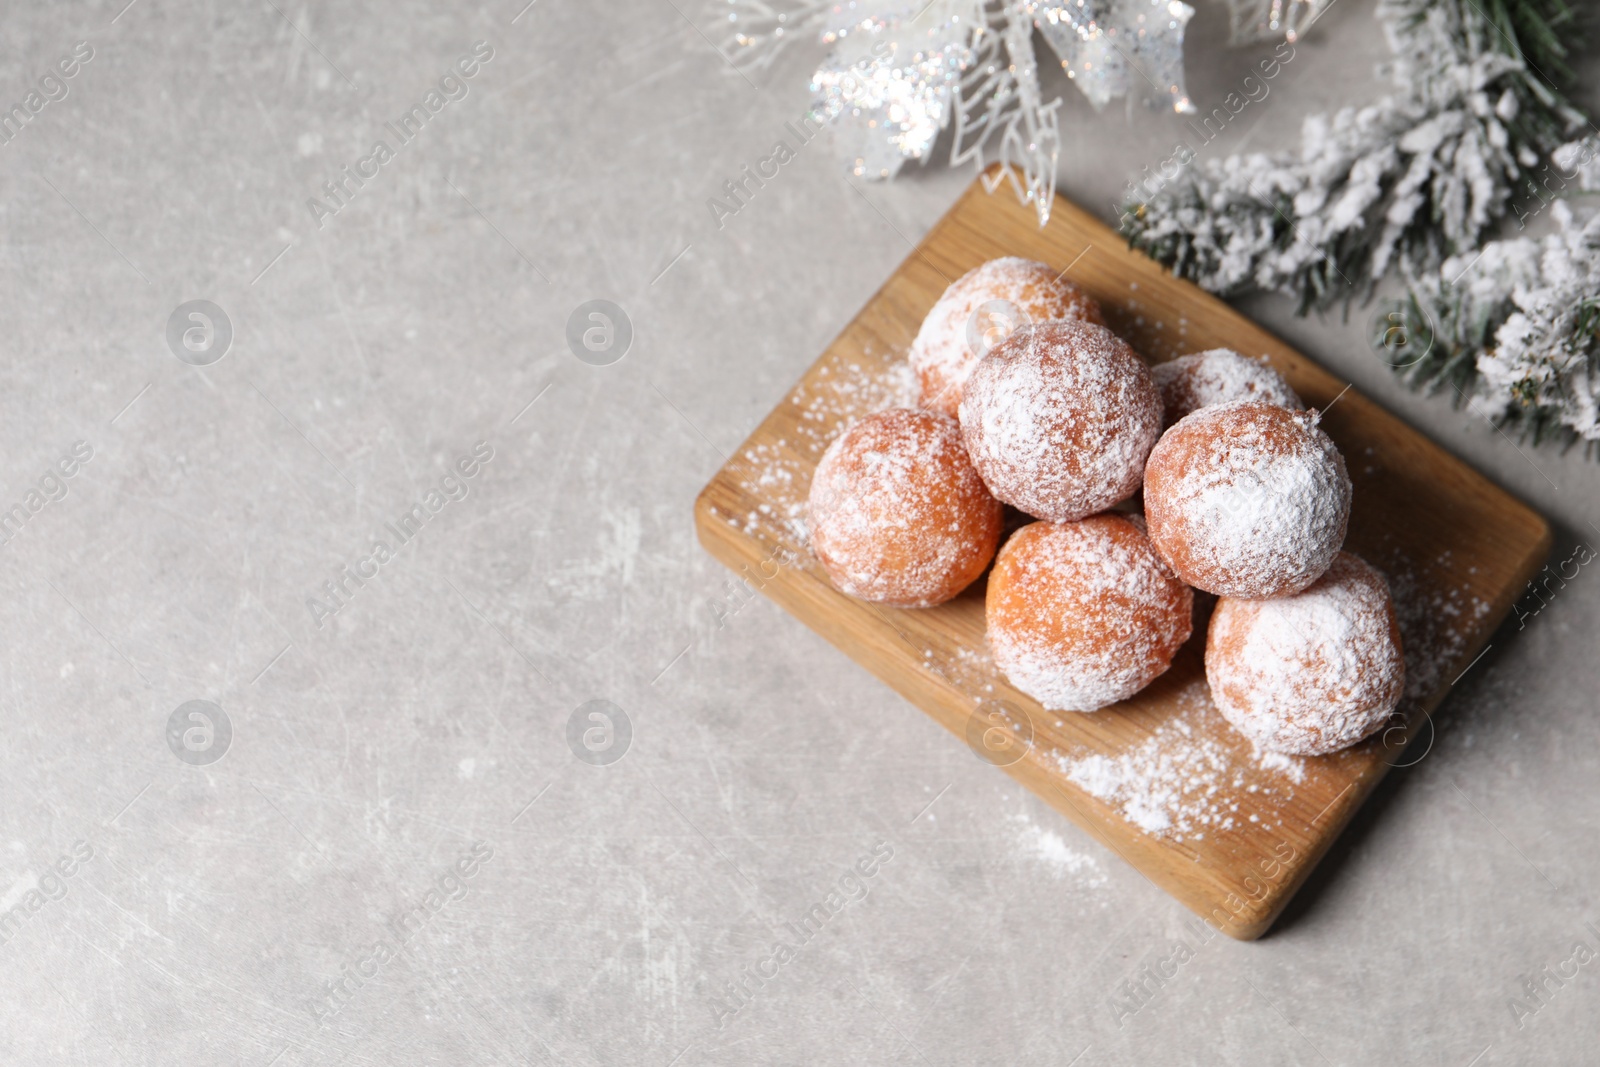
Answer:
[
  {"xmin": 1144, "ymin": 401, "xmax": 1350, "ymax": 599},
  {"xmin": 911, "ymin": 257, "xmax": 1104, "ymax": 418},
  {"xmin": 959, "ymin": 320, "xmax": 1161, "ymax": 523},
  {"xmin": 809, "ymin": 408, "xmax": 1003, "ymax": 607},
  {"xmin": 987, "ymin": 515, "xmax": 1192, "ymax": 711},
  {"xmin": 1206, "ymin": 552, "xmax": 1404, "ymax": 755}
]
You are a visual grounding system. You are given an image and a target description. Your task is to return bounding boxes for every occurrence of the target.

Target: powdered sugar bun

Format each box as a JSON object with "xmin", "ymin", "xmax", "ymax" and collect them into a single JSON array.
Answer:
[
  {"xmin": 910, "ymin": 257, "xmax": 1105, "ymax": 418},
  {"xmin": 987, "ymin": 515, "xmax": 1193, "ymax": 712},
  {"xmin": 808, "ymin": 408, "xmax": 1003, "ymax": 608},
  {"xmin": 1144, "ymin": 401, "xmax": 1350, "ymax": 599},
  {"xmin": 1151, "ymin": 348, "xmax": 1302, "ymax": 429},
  {"xmin": 1206, "ymin": 552, "xmax": 1404, "ymax": 755},
  {"xmin": 959, "ymin": 320, "xmax": 1162, "ymax": 523}
]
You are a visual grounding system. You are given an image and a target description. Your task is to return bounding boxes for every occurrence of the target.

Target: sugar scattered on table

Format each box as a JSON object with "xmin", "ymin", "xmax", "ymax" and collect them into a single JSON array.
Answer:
[{"xmin": 1008, "ymin": 812, "xmax": 1108, "ymax": 887}]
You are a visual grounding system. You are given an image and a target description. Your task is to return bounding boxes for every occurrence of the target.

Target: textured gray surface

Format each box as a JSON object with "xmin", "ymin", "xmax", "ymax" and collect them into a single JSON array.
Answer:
[{"xmin": 2, "ymin": 1, "xmax": 1599, "ymax": 1064}]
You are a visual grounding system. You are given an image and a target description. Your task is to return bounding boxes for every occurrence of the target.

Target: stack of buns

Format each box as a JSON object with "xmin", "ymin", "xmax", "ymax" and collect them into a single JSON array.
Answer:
[{"xmin": 807, "ymin": 257, "xmax": 1404, "ymax": 756}]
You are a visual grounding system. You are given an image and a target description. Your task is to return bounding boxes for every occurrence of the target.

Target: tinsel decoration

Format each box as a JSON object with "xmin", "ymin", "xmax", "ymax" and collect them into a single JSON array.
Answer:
[{"xmin": 711, "ymin": 0, "xmax": 1197, "ymax": 224}]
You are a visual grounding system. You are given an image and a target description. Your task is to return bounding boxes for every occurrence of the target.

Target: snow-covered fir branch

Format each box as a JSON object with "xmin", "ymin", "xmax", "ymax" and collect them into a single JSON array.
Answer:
[
  {"xmin": 1121, "ymin": 0, "xmax": 1587, "ymax": 311},
  {"xmin": 1125, "ymin": 0, "xmax": 1600, "ymax": 454},
  {"xmin": 1389, "ymin": 198, "xmax": 1600, "ymax": 450}
]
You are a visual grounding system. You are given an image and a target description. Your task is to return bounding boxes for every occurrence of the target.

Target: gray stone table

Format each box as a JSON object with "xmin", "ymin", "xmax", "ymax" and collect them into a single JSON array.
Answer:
[{"xmin": 1, "ymin": 0, "xmax": 1597, "ymax": 1064}]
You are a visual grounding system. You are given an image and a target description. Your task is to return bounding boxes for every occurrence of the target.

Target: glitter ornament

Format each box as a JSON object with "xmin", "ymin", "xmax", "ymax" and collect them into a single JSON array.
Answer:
[
  {"xmin": 950, "ymin": 2, "xmax": 1062, "ymax": 223},
  {"xmin": 810, "ymin": 0, "xmax": 976, "ymax": 179},
  {"xmin": 1028, "ymin": 0, "xmax": 1196, "ymax": 114},
  {"xmin": 1220, "ymin": 0, "xmax": 1333, "ymax": 44},
  {"xmin": 710, "ymin": 0, "xmax": 1199, "ymax": 224}
]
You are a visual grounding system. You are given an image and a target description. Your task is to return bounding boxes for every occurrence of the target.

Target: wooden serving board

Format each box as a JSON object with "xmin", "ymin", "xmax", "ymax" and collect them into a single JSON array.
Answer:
[{"xmin": 693, "ymin": 169, "xmax": 1550, "ymax": 939}]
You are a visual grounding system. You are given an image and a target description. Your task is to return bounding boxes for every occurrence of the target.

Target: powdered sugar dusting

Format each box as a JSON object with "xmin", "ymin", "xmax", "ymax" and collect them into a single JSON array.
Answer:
[
  {"xmin": 1252, "ymin": 748, "xmax": 1307, "ymax": 784},
  {"xmin": 988, "ymin": 517, "xmax": 1190, "ymax": 712},
  {"xmin": 1151, "ymin": 348, "xmax": 1303, "ymax": 428},
  {"xmin": 910, "ymin": 257, "xmax": 1103, "ymax": 416},
  {"xmin": 1008, "ymin": 812, "xmax": 1108, "ymax": 885},
  {"xmin": 1145, "ymin": 401, "xmax": 1350, "ymax": 598},
  {"xmin": 1207, "ymin": 553, "xmax": 1405, "ymax": 756},
  {"xmin": 1386, "ymin": 552, "xmax": 1492, "ymax": 699},
  {"xmin": 960, "ymin": 321, "xmax": 1161, "ymax": 522},
  {"xmin": 1048, "ymin": 679, "xmax": 1306, "ymax": 840}
]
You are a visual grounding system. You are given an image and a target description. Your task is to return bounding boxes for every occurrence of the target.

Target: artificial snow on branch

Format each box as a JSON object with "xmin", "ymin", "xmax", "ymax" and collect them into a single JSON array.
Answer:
[
  {"xmin": 1125, "ymin": 0, "xmax": 1600, "ymax": 454},
  {"xmin": 1122, "ymin": 0, "xmax": 1587, "ymax": 311},
  {"xmin": 1386, "ymin": 191, "xmax": 1600, "ymax": 451}
]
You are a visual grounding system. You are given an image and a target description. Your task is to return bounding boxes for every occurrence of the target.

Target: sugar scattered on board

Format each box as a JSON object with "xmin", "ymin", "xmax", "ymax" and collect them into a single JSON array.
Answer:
[
  {"xmin": 1047, "ymin": 680, "xmax": 1306, "ymax": 841},
  {"xmin": 1252, "ymin": 748, "xmax": 1306, "ymax": 784},
  {"xmin": 1387, "ymin": 551, "xmax": 1491, "ymax": 698},
  {"xmin": 718, "ymin": 352, "xmax": 918, "ymax": 550}
]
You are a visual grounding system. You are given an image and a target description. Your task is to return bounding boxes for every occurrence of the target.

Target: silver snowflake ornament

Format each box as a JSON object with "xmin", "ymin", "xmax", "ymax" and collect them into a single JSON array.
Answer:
[
  {"xmin": 705, "ymin": 0, "xmax": 1198, "ymax": 225},
  {"xmin": 810, "ymin": 0, "xmax": 979, "ymax": 179}
]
